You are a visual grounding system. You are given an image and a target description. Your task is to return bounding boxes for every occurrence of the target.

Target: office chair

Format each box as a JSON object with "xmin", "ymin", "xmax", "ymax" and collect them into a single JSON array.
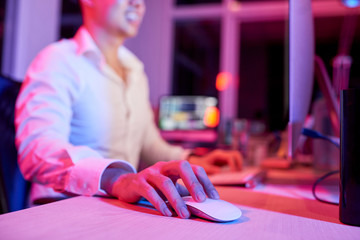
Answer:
[
  {"xmin": 0, "ymin": 162, "xmax": 8, "ymax": 213},
  {"xmin": 0, "ymin": 75, "xmax": 29, "ymax": 214}
]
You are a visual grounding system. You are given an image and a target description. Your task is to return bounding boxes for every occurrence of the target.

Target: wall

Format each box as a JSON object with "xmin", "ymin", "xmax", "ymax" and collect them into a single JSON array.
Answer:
[{"xmin": 2, "ymin": 0, "xmax": 61, "ymax": 81}]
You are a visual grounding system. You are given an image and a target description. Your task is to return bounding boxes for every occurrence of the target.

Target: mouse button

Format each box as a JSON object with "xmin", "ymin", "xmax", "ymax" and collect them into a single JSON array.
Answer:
[
  {"xmin": 184, "ymin": 198, "xmax": 242, "ymax": 222},
  {"xmin": 204, "ymin": 200, "xmax": 242, "ymax": 221},
  {"xmin": 187, "ymin": 205, "xmax": 218, "ymax": 222},
  {"xmin": 220, "ymin": 204, "xmax": 242, "ymax": 221}
]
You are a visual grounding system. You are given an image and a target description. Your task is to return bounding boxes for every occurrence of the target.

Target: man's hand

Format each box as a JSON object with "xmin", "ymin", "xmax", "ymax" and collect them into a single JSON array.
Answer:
[
  {"xmin": 188, "ymin": 150, "xmax": 243, "ymax": 175},
  {"xmin": 101, "ymin": 160, "xmax": 219, "ymax": 219}
]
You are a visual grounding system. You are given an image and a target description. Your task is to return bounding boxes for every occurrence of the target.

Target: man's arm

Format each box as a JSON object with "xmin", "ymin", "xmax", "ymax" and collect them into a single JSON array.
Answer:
[{"xmin": 16, "ymin": 45, "xmax": 135, "ymax": 197}]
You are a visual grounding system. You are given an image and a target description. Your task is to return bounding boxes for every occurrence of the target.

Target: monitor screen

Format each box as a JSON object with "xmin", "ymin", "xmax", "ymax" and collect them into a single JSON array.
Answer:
[{"xmin": 159, "ymin": 96, "xmax": 219, "ymax": 131}]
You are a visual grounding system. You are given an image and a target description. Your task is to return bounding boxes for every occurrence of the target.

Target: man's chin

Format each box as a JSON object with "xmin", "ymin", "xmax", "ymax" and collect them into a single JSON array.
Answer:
[{"xmin": 119, "ymin": 28, "xmax": 139, "ymax": 39}]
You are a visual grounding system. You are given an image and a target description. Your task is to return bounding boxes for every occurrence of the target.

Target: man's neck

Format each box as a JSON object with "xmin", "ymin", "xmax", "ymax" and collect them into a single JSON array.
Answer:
[{"xmin": 84, "ymin": 21, "xmax": 125, "ymax": 62}]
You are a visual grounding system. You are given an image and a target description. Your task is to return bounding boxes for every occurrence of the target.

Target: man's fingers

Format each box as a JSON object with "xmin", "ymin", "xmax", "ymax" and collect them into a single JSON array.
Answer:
[
  {"xmin": 226, "ymin": 154, "xmax": 238, "ymax": 171},
  {"xmin": 211, "ymin": 150, "xmax": 237, "ymax": 171},
  {"xmin": 210, "ymin": 150, "xmax": 243, "ymax": 171},
  {"xmin": 147, "ymin": 175, "xmax": 190, "ymax": 219},
  {"xmin": 176, "ymin": 183, "xmax": 190, "ymax": 197},
  {"xmin": 192, "ymin": 165, "xmax": 220, "ymax": 200},
  {"xmin": 138, "ymin": 181, "xmax": 173, "ymax": 217},
  {"xmin": 203, "ymin": 164, "xmax": 222, "ymax": 175},
  {"xmin": 164, "ymin": 160, "xmax": 207, "ymax": 203},
  {"xmin": 232, "ymin": 151, "xmax": 243, "ymax": 170}
]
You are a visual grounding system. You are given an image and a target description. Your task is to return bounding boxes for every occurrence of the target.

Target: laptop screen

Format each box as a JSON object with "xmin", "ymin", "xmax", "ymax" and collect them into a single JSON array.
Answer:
[{"xmin": 159, "ymin": 96, "xmax": 219, "ymax": 131}]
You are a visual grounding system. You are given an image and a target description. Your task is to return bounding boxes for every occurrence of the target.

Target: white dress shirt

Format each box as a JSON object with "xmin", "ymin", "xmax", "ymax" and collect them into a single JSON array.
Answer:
[{"xmin": 15, "ymin": 27, "xmax": 187, "ymax": 202}]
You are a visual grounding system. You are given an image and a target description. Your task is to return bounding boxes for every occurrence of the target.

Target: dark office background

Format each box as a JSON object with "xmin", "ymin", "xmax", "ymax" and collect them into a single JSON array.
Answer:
[
  {"xmin": 45, "ymin": 0, "xmax": 360, "ymax": 133},
  {"xmin": 0, "ymin": 0, "xmax": 6, "ymax": 71}
]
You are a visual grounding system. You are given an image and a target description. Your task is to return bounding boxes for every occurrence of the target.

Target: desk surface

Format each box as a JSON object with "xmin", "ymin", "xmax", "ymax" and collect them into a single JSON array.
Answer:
[{"xmin": 1, "ymin": 168, "xmax": 360, "ymax": 240}]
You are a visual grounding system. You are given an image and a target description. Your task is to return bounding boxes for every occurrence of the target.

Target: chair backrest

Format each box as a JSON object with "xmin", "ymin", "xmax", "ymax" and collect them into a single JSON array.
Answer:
[{"xmin": 0, "ymin": 75, "xmax": 29, "ymax": 213}]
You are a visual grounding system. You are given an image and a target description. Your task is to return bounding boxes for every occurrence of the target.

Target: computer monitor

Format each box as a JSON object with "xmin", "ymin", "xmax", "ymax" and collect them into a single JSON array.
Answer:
[
  {"xmin": 288, "ymin": 0, "xmax": 315, "ymax": 160},
  {"xmin": 158, "ymin": 96, "xmax": 219, "ymax": 131},
  {"xmin": 289, "ymin": 0, "xmax": 359, "ymax": 161}
]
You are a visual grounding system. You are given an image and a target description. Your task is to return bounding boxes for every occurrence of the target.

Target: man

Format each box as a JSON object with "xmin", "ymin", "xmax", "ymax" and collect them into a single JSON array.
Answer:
[{"xmin": 15, "ymin": 0, "xmax": 242, "ymax": 218}]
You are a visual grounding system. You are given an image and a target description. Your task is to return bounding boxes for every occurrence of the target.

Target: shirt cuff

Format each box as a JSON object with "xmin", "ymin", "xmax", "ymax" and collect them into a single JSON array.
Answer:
[
  {"xmin": 65, "ymin": 157, "xmax": 136, "ymax": 196},
  {"xmin": 96, "ymin": 160, "xmax": 137, "ymax": 196}
]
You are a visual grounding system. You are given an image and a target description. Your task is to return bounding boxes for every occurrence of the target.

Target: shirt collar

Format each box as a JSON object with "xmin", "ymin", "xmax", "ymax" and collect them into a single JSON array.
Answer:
[{"xmin": 73, "ymin": 26, "xmax": 144, "ymax": 72}]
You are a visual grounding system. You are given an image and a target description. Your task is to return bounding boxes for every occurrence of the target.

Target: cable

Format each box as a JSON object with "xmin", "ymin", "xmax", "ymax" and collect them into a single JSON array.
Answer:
[
  {"xmin": 302, "ymin": 128, "xmax": 340, "ymax": 205},
  {"xmin": 302, "ymin": 128, "xmax": 340, "ymax": 147},
  {"xmin": 312, "ymin": 170, "xmax": 340, "ymax": 205}
]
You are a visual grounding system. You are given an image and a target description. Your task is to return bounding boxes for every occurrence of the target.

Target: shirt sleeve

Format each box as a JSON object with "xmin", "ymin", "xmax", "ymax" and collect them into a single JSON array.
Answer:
[
  {"xmin": 139, "ymin": 73, "xmax": 189, "ymax": 166},
  {"xmin": 15, "ymin": 45, "xmax": 136, "ymax": 197}
]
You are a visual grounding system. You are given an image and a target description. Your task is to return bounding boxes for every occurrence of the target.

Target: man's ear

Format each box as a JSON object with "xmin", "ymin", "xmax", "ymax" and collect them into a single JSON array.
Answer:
[{"xmin": 80, "ymin": 0, "xmax": 94, "ymax": 7}]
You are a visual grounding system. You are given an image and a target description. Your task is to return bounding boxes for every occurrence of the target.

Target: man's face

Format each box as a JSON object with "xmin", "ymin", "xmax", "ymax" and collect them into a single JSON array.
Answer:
[{"xmin": 91, "ymin": 0, "xmax": 146, "ymax": 38}]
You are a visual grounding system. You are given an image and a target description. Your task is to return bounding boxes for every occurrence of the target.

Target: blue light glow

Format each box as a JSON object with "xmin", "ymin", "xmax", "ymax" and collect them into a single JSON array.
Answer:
[{"xmin": 342, "ymin": 0, "xmax": 360, "ymax": 8}]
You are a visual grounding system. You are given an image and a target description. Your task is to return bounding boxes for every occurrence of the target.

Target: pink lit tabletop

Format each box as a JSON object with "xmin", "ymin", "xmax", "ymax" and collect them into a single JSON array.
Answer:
[{"xmin": 1, "ymin": 168, "xmax": 360, "ymax": 240}]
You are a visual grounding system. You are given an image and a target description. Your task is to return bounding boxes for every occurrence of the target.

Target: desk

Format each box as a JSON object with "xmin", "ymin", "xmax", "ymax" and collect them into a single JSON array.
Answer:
[{"xmin": 1, "ymin": 168, "xmax": 359, "ymax": 240}]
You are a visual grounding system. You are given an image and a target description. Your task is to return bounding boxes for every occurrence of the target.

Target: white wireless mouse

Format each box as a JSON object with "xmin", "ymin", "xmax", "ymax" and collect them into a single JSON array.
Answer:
[{"xmin": 182, "ymin": 196, "xmax": 242, "ymax": 222}]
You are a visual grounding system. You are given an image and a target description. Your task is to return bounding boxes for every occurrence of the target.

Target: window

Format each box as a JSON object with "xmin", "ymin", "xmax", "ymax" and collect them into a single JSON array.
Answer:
[
  {"xmin": 60, "ymin": 0, "xmax": 82, "ymax": 39},
  {"xmin": 238, "ymin": 20, "xmax": 287, "ymax": 131},
  {"xmin": 170, "ymin": 0, "xmax": 289, "ymax": 130},
  {"xmin": 172, "ymin": 19, "xmax": 220, "ymax": 97},
  {"xmin": 314, "ymin": 15, "xmax": 360, "ymax": 89}
]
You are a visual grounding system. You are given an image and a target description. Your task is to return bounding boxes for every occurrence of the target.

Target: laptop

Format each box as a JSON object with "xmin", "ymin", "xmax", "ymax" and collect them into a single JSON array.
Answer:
[
  {"xmin": 208, "ymin": 167, "xmax": 267, "ymax": 188},
  {"xmin": 158, "ymin": 95, "xmax": 219, "ymax": 131}
]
